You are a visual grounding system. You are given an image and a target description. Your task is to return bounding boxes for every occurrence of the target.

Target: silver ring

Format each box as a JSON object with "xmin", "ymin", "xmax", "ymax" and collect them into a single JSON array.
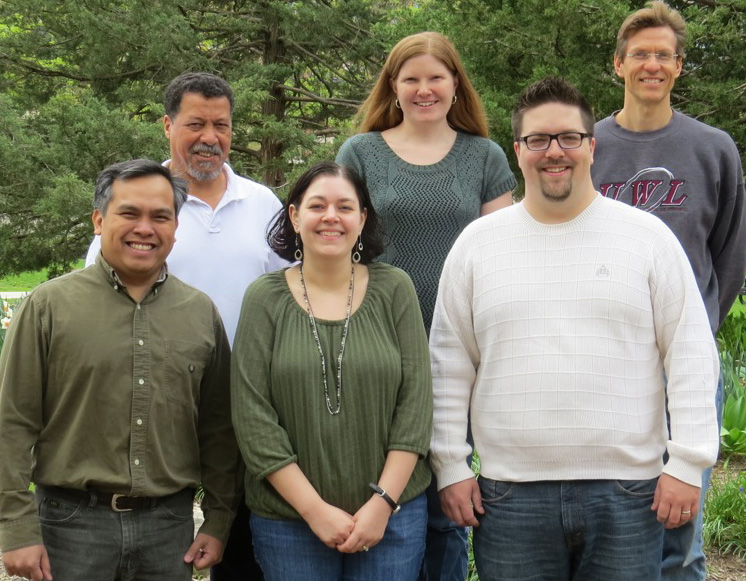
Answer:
[
  {"xmin": 362, "ymin": 546, "xmax": 369, "ymax": 552},
  {"xmin": 682, "ymin": 510, "xmax": 691, "ymax": 515}
]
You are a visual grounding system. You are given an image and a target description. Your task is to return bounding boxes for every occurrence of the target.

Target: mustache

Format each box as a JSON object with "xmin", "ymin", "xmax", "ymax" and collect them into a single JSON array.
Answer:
[{"xmin": 190, "ymin": 144, "xmax": 223, "ymax": 156}]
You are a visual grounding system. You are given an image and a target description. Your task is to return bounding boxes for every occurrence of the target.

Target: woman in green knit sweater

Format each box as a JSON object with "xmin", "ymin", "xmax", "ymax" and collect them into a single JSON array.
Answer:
[
  {"xmin": 335, "ymin": 31, "xmax": 516, "ymax": 580},
  {"xmin": 231, "ymin": 162, "xmax": 433, "ymax": 580}
]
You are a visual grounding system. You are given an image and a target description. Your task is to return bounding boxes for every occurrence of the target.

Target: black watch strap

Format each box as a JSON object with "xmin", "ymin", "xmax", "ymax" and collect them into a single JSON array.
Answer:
[{"xmin": 369, "ymin": 482, "xmax": 401, "ymax": 514}]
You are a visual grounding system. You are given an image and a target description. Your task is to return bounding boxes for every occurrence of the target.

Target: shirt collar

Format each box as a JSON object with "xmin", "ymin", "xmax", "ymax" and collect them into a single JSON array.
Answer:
[{"xmin": 95, "ymin": 252, "xmax": 169, "ymax": 295}]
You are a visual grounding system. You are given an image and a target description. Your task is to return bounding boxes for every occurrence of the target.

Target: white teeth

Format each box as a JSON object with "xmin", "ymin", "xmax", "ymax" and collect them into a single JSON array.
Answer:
[
  {"xmin": 416, "ymin": 101, "xmax": 435, "ymax": 106},
  {"xmin": 544, "ymin": 167, "xmax": 566, "ymax": 173},
  {"xmin": 319, "ymin": 231, "xmax": 340, "ymax": 236},
  {"xmin": 130, "ymin": 243, "xmax": 153, "ymax": 250},
  {"xmin": 642, "ymin": 79, "xmax": 663, "ymax": 83}
]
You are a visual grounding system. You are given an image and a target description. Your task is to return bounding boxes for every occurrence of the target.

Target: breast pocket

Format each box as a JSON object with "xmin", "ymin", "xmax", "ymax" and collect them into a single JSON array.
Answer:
[{"xmin": 164, "ymin": 339, "xmax": 211, "ymax": 408}]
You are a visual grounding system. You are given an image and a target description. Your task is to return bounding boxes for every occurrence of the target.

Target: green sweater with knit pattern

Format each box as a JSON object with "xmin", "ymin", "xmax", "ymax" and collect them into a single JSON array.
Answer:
[{"xmin": 336, "ymin": 131, "xmax": 517, "ymax": 332}]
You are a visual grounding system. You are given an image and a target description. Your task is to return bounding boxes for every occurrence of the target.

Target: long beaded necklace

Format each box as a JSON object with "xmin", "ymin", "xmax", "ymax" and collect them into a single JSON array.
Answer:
[{"xmin": 299, "ymin": 263, "xmax": 355, "ymax": 415}]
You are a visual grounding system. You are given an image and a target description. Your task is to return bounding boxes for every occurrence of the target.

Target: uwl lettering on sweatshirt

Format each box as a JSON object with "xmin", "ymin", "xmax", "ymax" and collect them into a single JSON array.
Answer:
[{"xmin": 598, "ymin": 167, "xmax": 687, "ymax": 212}]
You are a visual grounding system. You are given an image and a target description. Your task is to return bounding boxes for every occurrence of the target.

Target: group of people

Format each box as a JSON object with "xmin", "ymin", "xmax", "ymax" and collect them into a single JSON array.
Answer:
[{"xmin": 0, "ymin": 2, "xmax": 744, "ymax": 581}]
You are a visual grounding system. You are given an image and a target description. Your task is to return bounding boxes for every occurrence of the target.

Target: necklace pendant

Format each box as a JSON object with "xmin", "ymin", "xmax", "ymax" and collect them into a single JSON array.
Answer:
[{"xmin": 299, "ymin": 264, "xmax": 355, "ymax": 415}]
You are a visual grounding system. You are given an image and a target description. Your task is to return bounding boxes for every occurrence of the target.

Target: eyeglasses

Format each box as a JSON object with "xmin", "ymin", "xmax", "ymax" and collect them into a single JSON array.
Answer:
[
  {"xmin": 626, "ymin": 51, "xmax": 679, "ymax": 63},
  {"xmin": 515, "ymin": 132, "xmax": 592, "ymax": 151}
]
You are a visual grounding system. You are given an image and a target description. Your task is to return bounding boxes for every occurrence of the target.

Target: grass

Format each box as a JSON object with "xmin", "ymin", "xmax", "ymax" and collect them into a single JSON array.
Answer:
[
  {"xmin": 730, "ymin": 299, "xmax": 746, "ymax": 317},
  {"xmin": 0, "ymin": 261, "xmax": 84, "ymax": 292},
  {"xmin": 704, "ymin": 464, "xmax": 746, "ymax": 559}
]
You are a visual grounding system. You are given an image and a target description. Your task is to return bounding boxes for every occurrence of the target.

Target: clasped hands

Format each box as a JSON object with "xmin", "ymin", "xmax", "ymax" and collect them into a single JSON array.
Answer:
[{"xmin": 305, "ymin": 494, "xmax": 392, "ymax": 553}]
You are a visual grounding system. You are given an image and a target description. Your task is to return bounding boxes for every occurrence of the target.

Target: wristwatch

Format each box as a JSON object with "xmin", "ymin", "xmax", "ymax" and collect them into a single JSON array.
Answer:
[{"xmin": 369, "ymin": 482, "xmax": 401, "ymax": 514}]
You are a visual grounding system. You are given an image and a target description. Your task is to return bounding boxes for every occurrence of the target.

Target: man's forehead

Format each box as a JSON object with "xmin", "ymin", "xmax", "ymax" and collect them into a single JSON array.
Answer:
[
  {"xmin": 178, "ymin": 93, "xmax": 232, "ymax": 114},
  {"xmin": 110, "ymin": 176, "xmax": 174, "ymax": 207},
  {"xmin": 522, "ymin": 102, "xmax": 584, "ymax": 130}
]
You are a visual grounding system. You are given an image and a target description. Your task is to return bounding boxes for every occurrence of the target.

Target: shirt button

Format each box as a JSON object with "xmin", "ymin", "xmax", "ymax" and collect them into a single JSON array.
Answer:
[
  {"xmin": 138, "ymin": 339, "xmax": 144, "ymax": 346},
  {"xmin": 138, "ymin": 379, "xmax": 145, "ymax": 385},
  {"xmin": 134, "ymin": 459, "xmax": 140, "ymax": 466},
  {"xmin": 137, "ymin": 304, "xmax": 141, "ymax": 310},
  {"xmin": 136, "ymin": 419, "xmax": 143, "ymax": 426}
]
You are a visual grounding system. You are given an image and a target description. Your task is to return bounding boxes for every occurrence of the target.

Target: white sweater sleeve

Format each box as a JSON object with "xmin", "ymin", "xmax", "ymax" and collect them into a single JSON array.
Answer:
[
  {"xmin": 652, "ymin": 227, "xmax": 720, "ymax": 487},
  {"xmin": 429, "ymin": 236, "xmax": 481, "ymax": 489}
]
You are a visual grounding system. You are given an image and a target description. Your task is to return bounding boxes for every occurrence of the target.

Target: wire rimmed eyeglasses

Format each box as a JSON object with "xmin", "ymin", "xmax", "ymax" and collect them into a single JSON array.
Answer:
[
  {"xmin": 626, "ymin": 51, "xmax": 679, "ymax": 63},
  {"xmin": 515, "ymin": 132, "xmax": 593, "ymax": 151}
]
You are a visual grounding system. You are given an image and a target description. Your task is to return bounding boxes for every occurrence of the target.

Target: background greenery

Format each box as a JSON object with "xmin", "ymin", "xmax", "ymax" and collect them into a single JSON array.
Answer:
[{"xmin": 0, "ymin": 0, "xmax": 744, "ymax": 278}]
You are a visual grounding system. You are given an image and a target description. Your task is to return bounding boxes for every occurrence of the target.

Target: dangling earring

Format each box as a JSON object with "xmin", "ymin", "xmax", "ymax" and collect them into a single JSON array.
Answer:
[
  {"xmin": 395, "ymin": 99, "xmax": 401, "ymax": 109},
  {"xmin": 352, "ymin": 237, "xmax": 363, "ymax": 264},
  {"xmin": 294, "ymin": 235, "xmax": 303, "ymax": 261},
  {"xmin": 452, "ymin": 95, "xmax": 458, "ymax": 105}
]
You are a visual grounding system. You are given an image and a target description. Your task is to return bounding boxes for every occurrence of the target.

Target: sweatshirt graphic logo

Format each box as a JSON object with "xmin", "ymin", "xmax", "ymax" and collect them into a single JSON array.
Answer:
[{"xmin": 598, "ymin": 167, "xmax": 687, "ymax": 212}]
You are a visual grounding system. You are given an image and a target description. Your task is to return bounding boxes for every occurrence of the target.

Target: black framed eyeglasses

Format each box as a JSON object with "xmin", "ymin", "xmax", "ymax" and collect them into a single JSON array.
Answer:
[{"xmin": 515, "ymin": 132, "xmax": 593, "ymax": 151}]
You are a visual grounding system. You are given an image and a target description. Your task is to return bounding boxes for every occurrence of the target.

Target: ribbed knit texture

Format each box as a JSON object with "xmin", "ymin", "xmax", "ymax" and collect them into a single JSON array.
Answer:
[
  {"xmin": 231, "ymin": 263, "xmax": 432, "ymax": 520},
  {"xmin": 336, "ymin": 131, "xmax": 516, "ymax": 332},
  {"xmin": 430, "ymin": 196, "xmax": 720, "ymax": 490}
]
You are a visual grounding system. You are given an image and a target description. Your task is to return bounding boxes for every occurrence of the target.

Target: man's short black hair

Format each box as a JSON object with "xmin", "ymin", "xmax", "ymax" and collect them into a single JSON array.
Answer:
[
  {"xmin": 94, "ymin": 159, "xmax": 188, "ymax": 216},
  {"xmin": 511, "ymin": 76, "xmax": 595, "ymax": 139}
]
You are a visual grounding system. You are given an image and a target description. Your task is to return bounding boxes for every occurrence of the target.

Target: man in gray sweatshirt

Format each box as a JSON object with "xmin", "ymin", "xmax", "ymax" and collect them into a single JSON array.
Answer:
[{"xmin": 591, "ymin": 3, "xmax": 746, "ymax": 580}]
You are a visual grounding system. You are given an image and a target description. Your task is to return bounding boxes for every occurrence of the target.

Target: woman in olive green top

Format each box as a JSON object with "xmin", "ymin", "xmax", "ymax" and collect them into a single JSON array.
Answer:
[{"xmin": 231, "ymin": 162, "xmax": 432, "ymax": 580}]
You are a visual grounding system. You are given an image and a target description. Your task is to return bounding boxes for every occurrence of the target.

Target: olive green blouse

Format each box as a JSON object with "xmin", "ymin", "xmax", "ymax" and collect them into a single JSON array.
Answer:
[{"xmin": 231, "ymin": 262, "xmax": 432, "ymax": 519}]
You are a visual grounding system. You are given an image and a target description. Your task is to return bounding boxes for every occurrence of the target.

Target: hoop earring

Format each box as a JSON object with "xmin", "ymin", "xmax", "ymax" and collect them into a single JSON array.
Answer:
[
  {"xmin": 395, "ymin": 99, "xmax": 401, "ymax": 109},
  {"xmin": 294, "ymin": 235, "xmax": 303, "ymax": 261},
  {"xmin": 352, "ymin": 237, "xmax": 363, "ymax": 264},
  {"xmin": 452, "ymin": 95, "xmax": 458, "ymax": 105}
]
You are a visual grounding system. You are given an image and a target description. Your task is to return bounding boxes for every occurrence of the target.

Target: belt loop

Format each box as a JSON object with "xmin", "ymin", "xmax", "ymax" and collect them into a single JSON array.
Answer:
[{"xmin": 87, "ymin": 490, "xmax": 98, "ymax": 509}]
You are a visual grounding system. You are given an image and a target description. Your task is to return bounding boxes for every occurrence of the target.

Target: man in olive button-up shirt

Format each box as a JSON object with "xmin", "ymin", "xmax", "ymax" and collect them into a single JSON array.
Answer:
[{"xmin": 0, "ymin": 159, "xmax": 240, "ymax": 581}]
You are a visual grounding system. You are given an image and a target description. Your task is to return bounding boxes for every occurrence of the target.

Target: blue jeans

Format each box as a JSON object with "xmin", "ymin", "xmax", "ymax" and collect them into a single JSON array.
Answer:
[
  {"xmin": 661, "ymin": 370, "xmax": 724, "ymax": 580},
  {"xmin": 210, "ymin": 498, "xmax": 263, "ymax": 580},
  {"xmin": 37, "ymin": 486, "xmax": 194, "ymax": 581},
  {"xmin": 473, "ymin": 477, "xmax": 663, "ymax": 581},
  {"xmin": 419, "ymin": 474, "xmax": 469, "ymax": 581},
  {"xmin": 250, "ymin": 494, "xmax": 427, "ymax": 581}
]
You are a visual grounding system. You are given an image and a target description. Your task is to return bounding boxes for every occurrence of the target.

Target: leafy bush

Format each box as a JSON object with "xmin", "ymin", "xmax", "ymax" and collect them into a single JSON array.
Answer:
[
  {"xmin": 717, "ymin": 313, "xmax": 746, "ymax": 457},
  {"xmin": 704, "ymin": 468, "xmax": 746, "ymax": 559}
]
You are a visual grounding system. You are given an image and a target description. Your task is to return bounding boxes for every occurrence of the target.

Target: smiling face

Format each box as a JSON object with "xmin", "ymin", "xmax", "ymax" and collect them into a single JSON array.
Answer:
[
  {"xmin": 289, "ymin": 175, "xmax": 367, "ymax": 263},
  {"xmin": 93, "ymin": 174, "xmax": 178, "ymax": 290},
  {"xmin": 163, "ymin": 92, "xmax": 232, "ymax": 183},
  {"xmin": 514, "ymin": 102, "xmax": 596, "ymax": 218},
  {"xmin": 614, "ymin": 26, "xmax": 682, "ymax": 111},
  {"xmin": 391, "ymin": 54, "xmax": 458, "ymax": 126}
]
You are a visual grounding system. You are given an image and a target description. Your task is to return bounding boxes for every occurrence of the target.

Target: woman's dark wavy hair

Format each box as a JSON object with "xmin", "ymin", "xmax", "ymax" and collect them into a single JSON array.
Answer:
[{"xmin": 267, "ymin": 162, "xmax": 385, "ymax": 264}]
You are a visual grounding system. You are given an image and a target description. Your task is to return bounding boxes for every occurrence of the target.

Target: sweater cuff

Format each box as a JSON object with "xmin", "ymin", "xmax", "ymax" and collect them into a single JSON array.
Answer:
[
  {"xmin": 661, "ymin": 455, "xmax": 705, "ymax": 488},
  {"xmin": 434, "ymin": 460, "xmax": 477, "ymax": 491}
]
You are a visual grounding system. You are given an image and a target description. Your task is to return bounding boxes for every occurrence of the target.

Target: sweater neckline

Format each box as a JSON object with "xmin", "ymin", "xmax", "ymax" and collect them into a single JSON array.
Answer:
[
  {"xmin": 373, "ymin": 131, "xmax": 466, "ymax": 171},
  {"xmin": 516, "ymin": 194, "xmax": 606, "ymax": 233},
  {"xmin": 604, "ymin": 110, "xmax": 682, "ymax": 143},
  {"xmin": 278, "ymin": 263, "xmax": 380, "ymax": 325}
]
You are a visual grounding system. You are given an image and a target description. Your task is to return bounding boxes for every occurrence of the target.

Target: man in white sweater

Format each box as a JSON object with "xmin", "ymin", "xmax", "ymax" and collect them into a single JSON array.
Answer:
[{"xmin": 429, "ymin": 76, "xmax": 719, "ymax": 581}]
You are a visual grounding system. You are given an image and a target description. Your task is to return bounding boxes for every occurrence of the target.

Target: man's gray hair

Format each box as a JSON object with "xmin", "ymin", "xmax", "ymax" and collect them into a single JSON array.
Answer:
[
  {"xmin": 93, "ymin": 159, "xmax": 188, "ymax": 215},
  {"xmin": 164, "ymin": 72, "xmax": 234, "ymax": 118}
]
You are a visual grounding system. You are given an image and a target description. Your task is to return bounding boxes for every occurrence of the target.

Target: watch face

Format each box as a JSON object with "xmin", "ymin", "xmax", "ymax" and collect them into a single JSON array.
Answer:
[{"xmin": 392, "ymin": 504, "xmax": 401, "ymax": 514}]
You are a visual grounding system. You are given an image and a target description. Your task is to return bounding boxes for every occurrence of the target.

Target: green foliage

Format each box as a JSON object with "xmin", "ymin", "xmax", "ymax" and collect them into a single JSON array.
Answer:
[
  {"xmin": 718, "ymin": 313, "xmax": 746, "ymax": 457},
  {"xmin": 0, "ymin": 0, "xmax": 396, "ymax": 277},
  {"xmin": 2, "ymin": 0, "xmax": 745, "ymax": 279},
  {"xmin": 703, "ymin": 469, "xmax": 746, "ymax": 559},
  {"xmin": 721, "ymin": 394, "xmax": 746, "ymax": 456}
]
